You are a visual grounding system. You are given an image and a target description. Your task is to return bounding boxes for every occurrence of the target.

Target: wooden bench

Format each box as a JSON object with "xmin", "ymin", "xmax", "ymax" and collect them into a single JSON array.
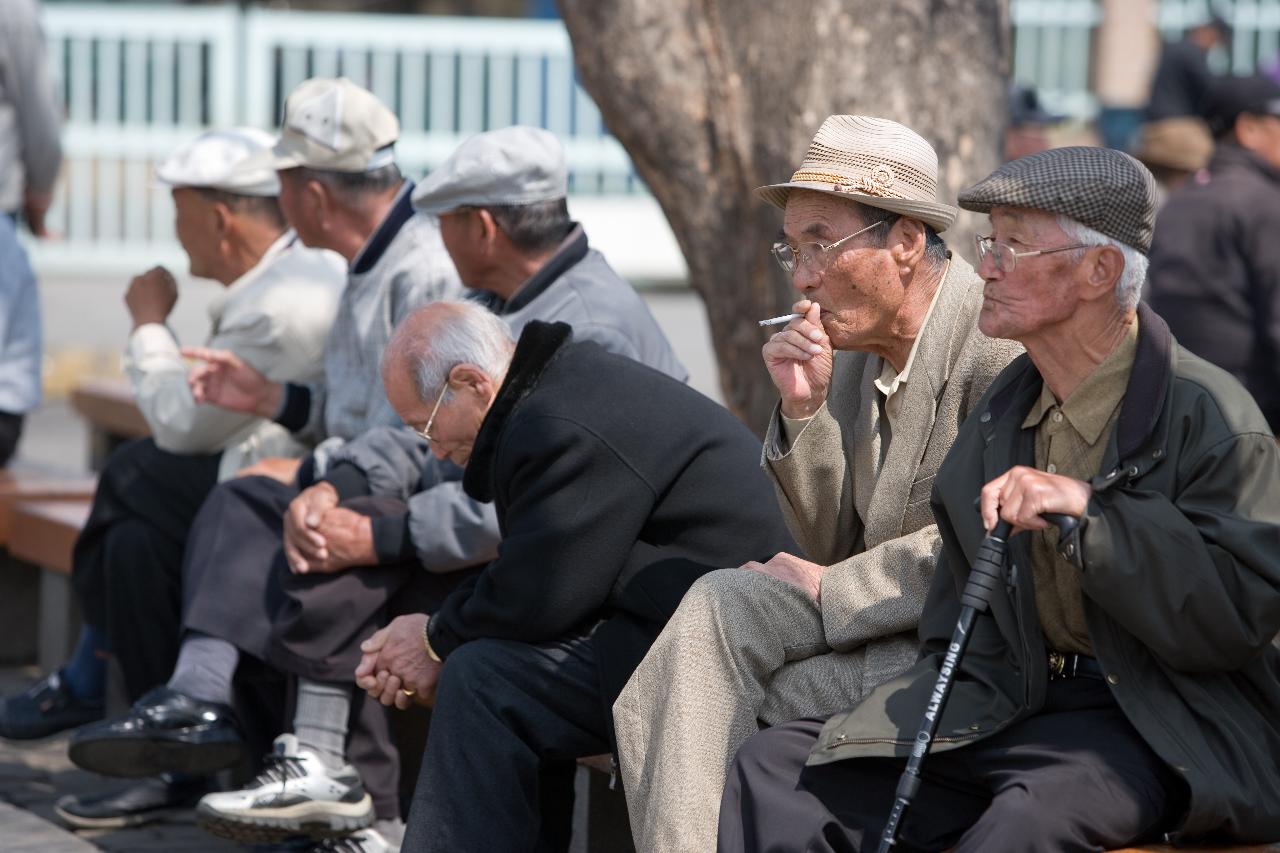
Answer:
[
  {"xmin": 0, "ymin": 465, "xmax": 96, "ymax": 668},
  {"xmin": 69, "ymin": 377, "xmax": 149, "ymax": 470},
  {"xmin": 6, "ymin": 500, "xmax": 92, "ymax": 673}
]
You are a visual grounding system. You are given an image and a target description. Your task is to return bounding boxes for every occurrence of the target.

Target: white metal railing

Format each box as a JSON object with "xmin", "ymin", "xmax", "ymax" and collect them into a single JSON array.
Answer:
[{"xmin": 26, "ymin": 1, "xmax": 1280, "ymax": 278}]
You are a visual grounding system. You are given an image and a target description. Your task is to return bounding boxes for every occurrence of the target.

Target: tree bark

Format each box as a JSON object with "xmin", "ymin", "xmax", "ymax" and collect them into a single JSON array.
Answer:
[{"xmin": 559, "ymin": 0, "xmax": 1010, "ymax": 430}]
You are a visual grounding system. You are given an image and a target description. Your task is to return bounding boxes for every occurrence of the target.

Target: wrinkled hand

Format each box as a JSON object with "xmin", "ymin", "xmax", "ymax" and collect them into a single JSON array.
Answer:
[
  {"xmin": 125, "ymin": 266, "xmax": 179, "ymax": 329},
  {"xmin": 291, "ymin": 507, "xmax": 374, "ymax": 574},
  {"xmin": 743, "ymin": 551, "xmax": 826, "ymax": 601},
  {"xmin": 184, "ymin": 346, "xmax": 283, "ymax": 417},
  {"xmin": 236, "ymin": 456, "xmax": 302, "ymax": 485},
  {"xmin": 763, "ymin": 299, "xmax": 834, "ymax": 419},
  {"xmin": 283, "ymin": 482, "xmax": 339, "ymax": 572},
  {"xmin": 355, "ymin": 614, "xmax": 441, "ymax": 710},
  {"xmin": 980, "ymin": 465, "xmax": 1091, "ymax": 535}
]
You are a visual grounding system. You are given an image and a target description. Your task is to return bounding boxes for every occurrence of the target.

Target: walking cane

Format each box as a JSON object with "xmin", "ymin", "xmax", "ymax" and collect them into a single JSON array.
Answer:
[{"xmin": 875, "ymin": 512, "xmax": 1078, "ymax": 852}]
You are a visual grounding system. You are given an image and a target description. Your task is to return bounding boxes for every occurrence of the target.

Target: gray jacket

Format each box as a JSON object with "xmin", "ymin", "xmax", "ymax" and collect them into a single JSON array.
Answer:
[
  {"xmin": 276, "ymin": 181, "xmax": 462, "ymax": 473},
  {"xmin": 324, "ymin": 224, "xmax": 686, "ymax": 572},
  {"xmin": 0, "ymin": 0, "xmax": 62, "ymax": 212}
]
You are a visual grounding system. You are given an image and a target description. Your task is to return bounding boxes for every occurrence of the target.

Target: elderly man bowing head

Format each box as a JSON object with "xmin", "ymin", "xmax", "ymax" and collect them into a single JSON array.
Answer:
[
  {"xmin": 719, "ymin": 147, "xmax": 1280, "ymax": 852},
  {"xmin": 358, "ymin": 302, "xmax": 796, "ymax": 852}
]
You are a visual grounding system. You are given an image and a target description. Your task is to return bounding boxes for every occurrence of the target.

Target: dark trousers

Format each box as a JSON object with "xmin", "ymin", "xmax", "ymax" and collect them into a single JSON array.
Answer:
[
  {"xmin": 180, "ymin": 475, "xmax": 434, "ymax": 820},
  {"xmin": 0, "ymin": 410, "xmax": 23, "ymax": 466},
  {"xmin": 719, "ymin": 678, "xmax": 1187, "ymax": 853},
  {"xmin": 69, "ymin": 438, "xmax": 220, "ymax": 701},
  {"xmin": 402, "ymin": 633, "xmax": 612, "ymax": 852}
]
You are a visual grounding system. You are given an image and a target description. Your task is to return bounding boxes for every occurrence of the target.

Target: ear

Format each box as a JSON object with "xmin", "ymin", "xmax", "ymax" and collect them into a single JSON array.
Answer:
[
  {"xmin": 304, "ymin": 178, "xmax": 329, "ymax": 227},
  {"xmin": 1081, "ymin": 244, "xmax": 1126, "ymax": 302},
  {"xmin": 447, "ymin": 363, "xmax": 494, "ymax": 398},
  {"xmin": 888, "ymin": 217, "xmax": 927, "ymax": 269},
  {"xmin": 474, "ymin": 209, "xmax": 501, "ymax": 251},
  {"xmin": 211, "ymin": 201, "xmax": 232, "ymax": 242},
  {"xmin": 1236, "ymin": 113, "xmax": 1261, "ymax": 150}
]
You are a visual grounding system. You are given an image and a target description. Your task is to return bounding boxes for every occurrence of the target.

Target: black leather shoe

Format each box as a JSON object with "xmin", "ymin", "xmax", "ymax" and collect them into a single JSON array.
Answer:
[
  {"xmin": 0, "ymin": 670, "xmax": 104, "ymax": 740},
  {"xmin": 68, "ymin": 687, "xmax": 247, "ymax": 778},
  {"xmin": 54, "ymin": 773, "xmax": 210, "ymax": 829}
]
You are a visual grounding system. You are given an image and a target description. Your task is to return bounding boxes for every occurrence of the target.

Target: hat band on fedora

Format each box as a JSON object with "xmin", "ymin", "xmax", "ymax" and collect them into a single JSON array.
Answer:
[{"xmin": 790, "ymin": 166, "xmax": 902, "ymax": 200}]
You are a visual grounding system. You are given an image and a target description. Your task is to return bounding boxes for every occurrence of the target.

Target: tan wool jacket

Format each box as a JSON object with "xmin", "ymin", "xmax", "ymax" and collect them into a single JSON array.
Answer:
[{"xmin": 765, "ymin": 254, "xmax": 1022, "ymax": 686}]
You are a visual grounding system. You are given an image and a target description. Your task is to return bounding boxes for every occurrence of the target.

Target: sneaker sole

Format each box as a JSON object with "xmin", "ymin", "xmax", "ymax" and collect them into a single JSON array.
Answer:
[
  {"xmin": 54, "ymin": 802, "xmax": 189, "ymax": 830},
  {"xmin": 196, "ymin": 795, "xmax": 375, "ymax": 843},
  {"xmin": 69, "ymin": 733, "xmax": 246, "ymax": 778}
]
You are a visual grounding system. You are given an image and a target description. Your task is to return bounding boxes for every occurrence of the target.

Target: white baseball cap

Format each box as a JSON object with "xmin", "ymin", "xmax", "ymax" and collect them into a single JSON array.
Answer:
[
  {"xmin": 411, "ymin": 126, "xmax": 567, "ymax": 215},
  {"xmin": 155, "ymin": 128, "xmax": 280, "ymax": 196},
  {"xmin": 269, "ymin": 77, "xmax": 400, "ymax": 173}
]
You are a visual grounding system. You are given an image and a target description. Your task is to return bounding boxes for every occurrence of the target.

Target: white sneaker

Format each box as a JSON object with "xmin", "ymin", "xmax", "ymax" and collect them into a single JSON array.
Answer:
[
  {"xmin": 309, "ymin": 827, "xmax": 397, "ymax": 852},
  {"xmin": 196, "ymin": 733, "xmax": 374, "ymax": 844}
]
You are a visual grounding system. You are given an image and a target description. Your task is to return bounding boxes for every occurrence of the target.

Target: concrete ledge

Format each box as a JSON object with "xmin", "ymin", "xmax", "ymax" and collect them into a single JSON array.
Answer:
[{"xmin": 0, "ymin": 801, "xmax": 97, "ymax": 852}]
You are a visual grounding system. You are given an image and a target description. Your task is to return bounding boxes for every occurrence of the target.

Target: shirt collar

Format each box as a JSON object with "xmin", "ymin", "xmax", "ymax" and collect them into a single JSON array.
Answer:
[
  {"xmin": 1021, "ymin": 316, "xmax": 1141, "ymax": 445},
  {"xmin": 873, "ymin": 263, "xmax": 947, "ymax": 400}
]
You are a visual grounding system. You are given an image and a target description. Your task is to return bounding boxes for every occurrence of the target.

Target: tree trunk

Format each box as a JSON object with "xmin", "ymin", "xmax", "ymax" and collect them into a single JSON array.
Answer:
[{"xmin": 559, "ymin": 0, "xmax": 1010, "ymax": 431}]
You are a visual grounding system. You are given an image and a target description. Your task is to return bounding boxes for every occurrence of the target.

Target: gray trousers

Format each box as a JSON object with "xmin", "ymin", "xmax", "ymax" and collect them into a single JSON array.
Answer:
[{"xmin": 613, "ymin": 568, "xmax": 915, "ymax": 853}]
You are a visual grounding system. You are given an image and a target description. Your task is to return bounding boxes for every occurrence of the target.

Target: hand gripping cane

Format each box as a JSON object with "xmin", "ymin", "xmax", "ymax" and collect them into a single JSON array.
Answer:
[{"xmin": 875, "ymin": 512, "xmax": 1079, "ymax": 853}]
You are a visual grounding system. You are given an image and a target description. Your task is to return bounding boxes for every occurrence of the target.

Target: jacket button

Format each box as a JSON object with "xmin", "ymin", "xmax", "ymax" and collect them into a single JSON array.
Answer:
[
  {"xmin": 1153, "ymin": 448, "xmax": 1164, "ymax": 459},
  {"xmin": 1106, "ymin": 673, "xmax": 1120, "ymax": 685},
  {"xmin": 1127, "ymin": 465, "xmax": 1139, "ymax": 477},
  {"xmin": 980, "ymin": 412, "xmax": 991, "ymax": 423}
]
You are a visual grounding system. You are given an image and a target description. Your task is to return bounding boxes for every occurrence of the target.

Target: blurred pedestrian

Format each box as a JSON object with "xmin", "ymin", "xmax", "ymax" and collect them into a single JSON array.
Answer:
[
  {"xmin": 1004, "ymin": 83, "xmax": 1065, "ymax": 162},
  {"xmin": 0, "ymin": 0, "xmax": 62, "ymax": 237},
  {"xmin": 1146, "ymin": 12, "xmax": 1231, "ymax": 121},
  {"xmin": 1148, "ymin": 74, "xmax": 1280, "ymax": 432},
  {"xmin": 1133, "ymin": 116, "xmax": 1212, "ymax": 204}
]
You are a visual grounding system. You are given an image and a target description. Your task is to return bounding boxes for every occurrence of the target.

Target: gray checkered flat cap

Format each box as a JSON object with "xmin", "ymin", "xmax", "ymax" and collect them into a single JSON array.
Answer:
[{"xmin": 958, "ymin": 146, "xmax": 1159, "ymax": 254}]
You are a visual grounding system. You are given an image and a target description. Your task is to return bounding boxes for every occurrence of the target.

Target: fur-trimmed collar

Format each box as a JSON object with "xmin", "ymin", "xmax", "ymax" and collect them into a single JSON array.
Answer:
[{"xmin": 463, "ymin": 321, "xmax": 574, "ymax": 502}]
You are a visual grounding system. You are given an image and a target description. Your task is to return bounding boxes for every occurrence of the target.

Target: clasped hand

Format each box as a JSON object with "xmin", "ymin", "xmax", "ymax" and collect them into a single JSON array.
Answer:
[
  {"xmin": 282, "ymin": 482, "xmax": 377, "ymax": 574},
  {"xmin": 980, "ymin": 465, "xmax": 1091, "ymax": 535},
  {"xmin": 355, "ymin": 614, "xmax": 441, "ymax": 710}
]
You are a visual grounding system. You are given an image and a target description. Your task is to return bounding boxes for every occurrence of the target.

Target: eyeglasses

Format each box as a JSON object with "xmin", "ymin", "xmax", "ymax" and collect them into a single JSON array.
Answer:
[
  {"xmin": 771, "ymin": 218, "xmax": 889, "ymax": 275},
  {"xmin": 974, "ymin": 235, "xmax": 1089, "ymax": 273},
  {"xmin": 413, "ymin": 383, "xmax": 449, "ymax": 444}
]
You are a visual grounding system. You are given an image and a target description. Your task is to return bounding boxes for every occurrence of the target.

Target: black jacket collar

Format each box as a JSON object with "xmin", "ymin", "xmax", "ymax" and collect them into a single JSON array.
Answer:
[
  {"xmin": 499, "ymin": 224, "xmax": 589, "ymax": 314},
  {"xmin": 463, "ymin": 321, "xmax": 574, "ymax": 502},
  {"xmin": 984, "ymin": 302, "xmax": 1172, "ymax": 461},
  {"xmin": 350, "ymin": 180, "xmax": 417, "ymax": 275},
  {"xmin": 1209, "ymin": 143, "xmax": 1280, "ymax": 187}
]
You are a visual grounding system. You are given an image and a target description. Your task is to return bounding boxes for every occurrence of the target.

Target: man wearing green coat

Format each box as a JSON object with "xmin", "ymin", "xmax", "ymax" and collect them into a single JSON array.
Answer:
[{"xmin": 718, "ymin": 146, "xmax": 1280, "ymax": 852}]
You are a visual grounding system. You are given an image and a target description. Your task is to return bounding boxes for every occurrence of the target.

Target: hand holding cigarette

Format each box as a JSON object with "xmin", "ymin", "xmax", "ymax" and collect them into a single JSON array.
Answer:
[{"xmin": 761, "ymin": 300, "xmax": 834, "ymax": 419}]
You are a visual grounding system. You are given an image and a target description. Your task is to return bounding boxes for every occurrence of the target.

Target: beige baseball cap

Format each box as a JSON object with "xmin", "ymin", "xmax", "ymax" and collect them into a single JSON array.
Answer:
[
  {"xmin": 155, "ymin": 128, "xmax": 280, "ymax": 196},
  {"xmin": 269, "ymin": 77, "xmax": 399, "ymax": 173}
]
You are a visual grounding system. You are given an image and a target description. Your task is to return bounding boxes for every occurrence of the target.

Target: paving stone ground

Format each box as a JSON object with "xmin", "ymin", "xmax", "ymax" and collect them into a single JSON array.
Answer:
[{"xmin": 0, "ymin": 666, "xmax": 240, "ymax": 852}]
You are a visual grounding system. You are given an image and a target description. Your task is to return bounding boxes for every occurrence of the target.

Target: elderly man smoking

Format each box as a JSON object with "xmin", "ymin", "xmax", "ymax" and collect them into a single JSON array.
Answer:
[{"xmin": 719, "ymin": 147, "xmax": 1280, "ymax": 852}]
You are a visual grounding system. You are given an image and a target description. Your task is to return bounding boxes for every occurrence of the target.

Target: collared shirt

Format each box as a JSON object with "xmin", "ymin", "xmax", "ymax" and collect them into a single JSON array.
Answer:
[
  {"xmin": 873, "ymin": 271, "xmax": 945, "ymax": 437},
  {"xmin": 1021, "ymin": 317, "xmax": 1140, "ymax": 655}
]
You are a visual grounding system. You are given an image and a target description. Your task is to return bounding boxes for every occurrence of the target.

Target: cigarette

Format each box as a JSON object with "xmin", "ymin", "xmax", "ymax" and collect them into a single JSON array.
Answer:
[{"xmin": 758, "ymin": 313, "xmax": 804, "ymax": 327}]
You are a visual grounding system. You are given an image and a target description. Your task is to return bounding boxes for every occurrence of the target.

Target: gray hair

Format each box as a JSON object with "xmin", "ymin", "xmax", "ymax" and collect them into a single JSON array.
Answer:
[
  {"xmin": 298, "ymin": 162, "xmax": 403, "ymax": 208},
  {"xmin": 1056, "ymin": 215, "xmax": 1148, "ymax": 311},
  {"xmin": 399, "ymin": 301, "xmax": 516, "ymax": 402}
]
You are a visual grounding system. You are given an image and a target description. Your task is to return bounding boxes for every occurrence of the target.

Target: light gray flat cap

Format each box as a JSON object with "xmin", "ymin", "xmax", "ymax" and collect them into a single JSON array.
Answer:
[{"xmin": 412, "ymin": 126, "xmax": 567, "ymax": 215}]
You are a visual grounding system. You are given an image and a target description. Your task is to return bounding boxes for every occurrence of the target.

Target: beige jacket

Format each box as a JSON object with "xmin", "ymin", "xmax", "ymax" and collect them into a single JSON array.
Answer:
[
  {"xmin": 764, "ymin": 255, "xmax": 1022, "ymax": 684},
  {"xmin": 124, "ymin": 231, "xmax": 345, "ymax": 481}
]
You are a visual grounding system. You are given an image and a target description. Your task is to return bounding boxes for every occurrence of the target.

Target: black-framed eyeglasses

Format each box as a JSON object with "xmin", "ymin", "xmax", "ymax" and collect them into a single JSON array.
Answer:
[
  {"xmin": 771, "ymin": 218, "xmax": 889, "ymax": 275},
  {"xmin": 974, "ymin": 234, "xmax": 1088, "ymax": 273}
]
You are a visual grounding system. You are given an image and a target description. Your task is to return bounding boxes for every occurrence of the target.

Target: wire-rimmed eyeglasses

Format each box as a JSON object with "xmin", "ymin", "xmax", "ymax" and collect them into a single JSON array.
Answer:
[
  {"xmin": 974, "ymin": 234, "xmax": 1088, "ymax": 274},
  {"xmin": 771, "ymin": 218, "xmax": 889, "ymax": 275},
  {"xmin": 413, "ymin": 383, "xmax": 449, "ymax": 444}
]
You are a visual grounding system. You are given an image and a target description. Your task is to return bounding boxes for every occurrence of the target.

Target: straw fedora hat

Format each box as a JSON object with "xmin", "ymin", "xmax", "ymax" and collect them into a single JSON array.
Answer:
[{"xmin": 756, "ymin": 115, "xmax": 958, "ymax": 232}]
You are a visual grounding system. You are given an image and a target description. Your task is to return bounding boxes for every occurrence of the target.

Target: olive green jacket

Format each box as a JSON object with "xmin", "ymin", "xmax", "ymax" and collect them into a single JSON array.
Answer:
[{"xmin": 809, "ymin": 305, "xmax": 1280, "ymax": 843}]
